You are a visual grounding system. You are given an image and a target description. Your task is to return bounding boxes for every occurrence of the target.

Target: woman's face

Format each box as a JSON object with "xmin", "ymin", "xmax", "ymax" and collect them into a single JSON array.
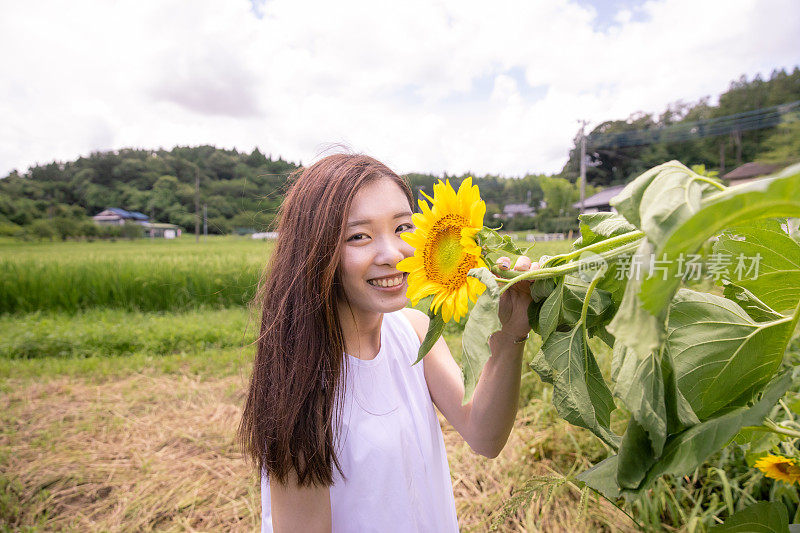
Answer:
[{"xmin": 338, "ymin": 177, "xmax": 415, "ymax": 317}]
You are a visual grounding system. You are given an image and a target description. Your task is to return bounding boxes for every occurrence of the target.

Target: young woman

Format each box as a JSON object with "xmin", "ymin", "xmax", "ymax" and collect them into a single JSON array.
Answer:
[{"xmin": 238, "ymin": 154, "xmax": 538, "ymax": 532}]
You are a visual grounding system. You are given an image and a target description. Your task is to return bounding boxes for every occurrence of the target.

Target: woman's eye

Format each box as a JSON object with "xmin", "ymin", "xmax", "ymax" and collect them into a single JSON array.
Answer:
[
  {"xmin": 348, "ymin": 233, "xmax": 368, "ymax": 242},
  {"xmin": 397, "ymin": 223, "xmax": 414, "ymax": 233}
]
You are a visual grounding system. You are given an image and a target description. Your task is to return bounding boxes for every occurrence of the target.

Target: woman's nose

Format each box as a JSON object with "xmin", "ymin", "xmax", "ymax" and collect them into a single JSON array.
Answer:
[{"xmin": 377, "ymin": 237, "xmax": 409, "ymax": 266}]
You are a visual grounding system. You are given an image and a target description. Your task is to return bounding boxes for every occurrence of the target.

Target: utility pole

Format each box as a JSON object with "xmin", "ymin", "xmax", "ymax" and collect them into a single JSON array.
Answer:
[
  {"xmin": 194, "ymin": 166, "xmax": 200, "ymax": 243},
  {"xmin": 578, "ymin": 120, "xmax": 589, "ymax": 212}
]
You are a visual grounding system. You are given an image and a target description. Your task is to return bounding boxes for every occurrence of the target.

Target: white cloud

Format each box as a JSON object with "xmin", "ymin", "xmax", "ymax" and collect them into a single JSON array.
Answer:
[{"xmin": 0, "ymin": 0, "xmax": 798, "ymax": 178}]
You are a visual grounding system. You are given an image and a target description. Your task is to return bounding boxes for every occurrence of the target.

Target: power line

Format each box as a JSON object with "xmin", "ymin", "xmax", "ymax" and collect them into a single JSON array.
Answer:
[{"xmin": 587, "ymin": 100, "xmax": 799, "ymax": 149}]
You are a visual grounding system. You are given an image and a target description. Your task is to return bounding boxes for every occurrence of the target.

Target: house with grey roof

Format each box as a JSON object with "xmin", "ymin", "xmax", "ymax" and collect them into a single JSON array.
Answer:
[
  {"xmin": 93, "ymin": 208, "xmax": 182, "ymax": 239},
  {"xmin": 92, "ymin": 207, "xmax": 150, "ymax": 225},
  {"xmin": 572, "ymin": 184, "xmax": 626, "ymax": 214},
  {"xmin": 722, "ymin": 162, "xmax": 783, "ymax": 186}
]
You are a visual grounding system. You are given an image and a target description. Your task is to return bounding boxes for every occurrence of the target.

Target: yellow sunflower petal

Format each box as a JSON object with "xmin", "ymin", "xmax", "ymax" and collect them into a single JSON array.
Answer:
[
  {"xmin": 407, "ymin": 280, "xmax": 440, "ymax": 303},
  {"xmin": 455, "ymin": 285, "xmax": 469, "ymax": 318},
  {"xmin": 396, "ymin": 256, "xmax": 421, "ymax": 273},
  {"xmin": 418, "ymin": 198, "xmax": 434, "ymax": 219},
  {"xmin": 459, "ymin": 228, "xmax": 482, "ymax": 256},
  {"xmin": 466, "ymin": 275, "xmax": 487, "ymax": 296},
  {"xmin": 470, "ymin": 199, "xmax": 486, "ymax": 227},
  {"xmin": 402, "ymin": 231, "xmax": 428, "ymax": 249}
]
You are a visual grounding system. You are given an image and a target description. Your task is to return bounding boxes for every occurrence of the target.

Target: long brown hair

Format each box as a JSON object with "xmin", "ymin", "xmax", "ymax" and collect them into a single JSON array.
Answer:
[{"xmin": 238, "ymin": 153, "xmax": 414, "ymax": 487}]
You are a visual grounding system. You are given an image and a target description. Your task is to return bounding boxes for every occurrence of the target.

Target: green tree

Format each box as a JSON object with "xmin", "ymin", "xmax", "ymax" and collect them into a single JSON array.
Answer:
[{"xmin": 29, "ymin": 219, "xmax": 56, "ymax": 240}]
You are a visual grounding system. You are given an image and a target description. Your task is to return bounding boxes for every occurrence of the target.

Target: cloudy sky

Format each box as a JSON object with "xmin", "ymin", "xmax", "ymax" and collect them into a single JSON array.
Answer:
[{"xmin": 1, "ymin": 0, "xmax": 798, "ymax": 178}]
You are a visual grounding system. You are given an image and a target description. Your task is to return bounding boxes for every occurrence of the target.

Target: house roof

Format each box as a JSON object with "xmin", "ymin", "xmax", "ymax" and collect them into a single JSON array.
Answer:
[
  {"xmin": 104, "ymin": 208, "xmax": 149, "ymax": 220},
  {"xmin": 722, "ymin": 162, "xmax": 781, "ymax": 181},
  {"xmin": 572, "ymin": 184, "xmax": 626, "ymax": 209}
]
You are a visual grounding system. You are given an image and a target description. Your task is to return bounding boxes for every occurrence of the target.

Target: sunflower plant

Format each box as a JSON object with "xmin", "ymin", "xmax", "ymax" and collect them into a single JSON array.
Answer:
[{"xmin": 399, "ymin": 161, "xmax": 800, "ymax": 521}]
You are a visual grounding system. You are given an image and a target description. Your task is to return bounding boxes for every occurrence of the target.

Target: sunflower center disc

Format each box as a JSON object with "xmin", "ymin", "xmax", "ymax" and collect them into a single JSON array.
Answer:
[{"xmin": 424, "ymin": 214, "xmax": 477, "ymax": 290}]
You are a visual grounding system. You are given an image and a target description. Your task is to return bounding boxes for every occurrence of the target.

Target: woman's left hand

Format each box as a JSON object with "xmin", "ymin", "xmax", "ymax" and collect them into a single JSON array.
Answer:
[{"xmin": 496, "ymin": 256, "xmax": 540, "ymax": 339}]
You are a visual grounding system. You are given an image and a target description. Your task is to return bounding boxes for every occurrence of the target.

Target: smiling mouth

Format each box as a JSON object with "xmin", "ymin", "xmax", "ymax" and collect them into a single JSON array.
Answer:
[{"xmin": 367, "ymin": 273, "xmax": 406, "ymax": 288}]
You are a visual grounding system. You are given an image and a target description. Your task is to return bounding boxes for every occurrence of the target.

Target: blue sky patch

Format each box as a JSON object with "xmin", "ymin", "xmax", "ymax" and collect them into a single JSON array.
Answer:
[{"xmin": 575, "ymin": 0, "xmax": 651, "ymax": 31}]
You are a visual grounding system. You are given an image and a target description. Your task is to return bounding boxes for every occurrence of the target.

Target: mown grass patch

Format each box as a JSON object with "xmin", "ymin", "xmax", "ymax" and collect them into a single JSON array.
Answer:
[{"xmin": 0, "ymin": 358, "xmax": 637, "ymax": 532}]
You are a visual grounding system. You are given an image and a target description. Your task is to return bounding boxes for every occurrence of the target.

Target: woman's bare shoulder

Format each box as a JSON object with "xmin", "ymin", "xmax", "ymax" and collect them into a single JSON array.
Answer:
[{"xmin": 399, "ymin": 307, "xmax": 429, "ymax": 343}]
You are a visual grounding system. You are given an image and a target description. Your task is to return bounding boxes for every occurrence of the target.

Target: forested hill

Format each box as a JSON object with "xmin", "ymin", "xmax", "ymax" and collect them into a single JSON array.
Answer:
[
  {"xmin": 0, "ymin": 145, "xmax": 562, "ymax": 236},
  {"xmin": 560, "ymin": 67, "xmax": 800, "ymax": 186},
  {"xmin": 0, "ymin": 146, "xmax": 300, "ymax": 236},
  {"xmin": 1, "ymin": 68, "xmax": 798, "ymax": 237}
]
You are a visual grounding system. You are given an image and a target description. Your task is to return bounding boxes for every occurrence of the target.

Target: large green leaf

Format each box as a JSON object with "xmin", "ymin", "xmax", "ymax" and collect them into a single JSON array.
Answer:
[
  {"xmin": 538, "ymin": 279, "xmax": 563, "ymax": 343},
  {"xmin": 638, "ymin": 161, "xmax": 704, "ymax": 245},
  {"xmin": 575, "ymin": 453, "xmax": 622, "ymax": 499},
  {"xmin": 606, "ymin": 239, "xmax": 665, "ymax": 358},
  {"xmin": 539, "ymin": 276, "xmax": 615, "ymax": 344},
  {"xmin": 474, "ymin": 226, "xmax": 529, "ymax": 269},
  {"xmin": 411, "ymin": 294, "xmax": 445, "ymax": 364},
  {"xmin": 734, "ymin": 426, "xmax": 785, "ymax": 467},
  {"xmin": 615, "ymin": 417, "xmax": 659, "ymax": 489},
  {"xmin": 573, "ymin": 212, "xmax": 637, "ymax": 248},
  {"xmin": 610, "ymin": 162, "xmax": 676, "ymax": 228},
  {"xmin": 612, "ymin": 340, "xmax": 699, "ymax": 485},
  {"xmin": 723, "ymin": 282, "xmax": 786, "ymax": 322},
  {"xmin": 412, "ymin": 311, "xmax": 445, "ymax": 365},
  {"xmin": 638, "ymin": 164, "xmax": 800, "ymax": 316},
  {"xmin": 580, "ymin": 371, "xmax": 791, "ymax": 497},
  {"xmin": 529, "ymin": 325, "xmax": 620, "ymax": 449},
  {"xmin": 632, "ymin": 370, "xmax": 791, "ymax": 493},
  {"xmin": 611, "ymin": 167, "xmax": 800, "ymax": 360},
  {"xmin": 461, "ymin": 267, "xmax": 502, "ymax": 404},
  {"xmin": 660, "ymin": 346, "xmax": 700, "ymax": 433},
  {"xmin": 613, "ymin": 345, "xmax": 667, "ymax": 455},
  {"xmin": 595, "ymin": 254, "xmax": 631, "ymax": 308},
  {"xmin": 667, "ymin": 289, "xmax": 794, "ymax": 420},
  {"xmin": 561, "ymin": 276, "xmax": 615, "ymax": 328},
  {"xmin": 714, "ymin": 218, "xmax": 800, "ymax": 314},
  {"xmin": 708, "ymin": 501, "xmax": 789, "ymax": 533}
]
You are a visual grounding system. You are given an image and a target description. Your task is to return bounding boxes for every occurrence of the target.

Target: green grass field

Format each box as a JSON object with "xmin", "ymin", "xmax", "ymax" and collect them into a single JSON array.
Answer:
[{"xmin": 0, "ymin": 236, "xmax": 272, "ymax": 314}]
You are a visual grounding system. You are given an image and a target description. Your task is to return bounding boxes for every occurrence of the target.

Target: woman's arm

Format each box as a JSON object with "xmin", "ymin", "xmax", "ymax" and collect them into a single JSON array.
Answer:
[
  {"xmin": 269, "ymin": 470, "xmax": 332, "ymax": 533},
  {"xmin": 403, "ymin": 256, "xmax": 536, "ymax": 458}
]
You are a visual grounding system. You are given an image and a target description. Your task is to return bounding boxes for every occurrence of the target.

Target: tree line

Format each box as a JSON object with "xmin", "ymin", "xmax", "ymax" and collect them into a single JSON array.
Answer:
[
  {"xmin": 1, "ymin": 67, "xmax": 797, "ymax": 239},
  {"xmin": 0, "ymin": 145, "xmax": 589, "ymax": 238},
  {"xmin": 560, "ymin": 67, "xmax": 800, "ymax": 186}
]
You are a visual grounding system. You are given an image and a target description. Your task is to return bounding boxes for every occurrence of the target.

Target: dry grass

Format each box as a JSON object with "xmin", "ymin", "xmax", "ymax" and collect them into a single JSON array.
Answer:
[{"xmin": 1, "ymin": 369, "xmax": 637, "ymax": 532}]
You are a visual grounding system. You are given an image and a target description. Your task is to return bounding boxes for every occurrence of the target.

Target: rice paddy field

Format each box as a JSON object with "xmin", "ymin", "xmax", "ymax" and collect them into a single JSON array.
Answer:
[
  {"xmin": 2, "ymin": 234, "xmax": 754, "ymax": 531},
  {"xmin": 0, "ymin": 237, "xmax": 271, "ymax": 314}
]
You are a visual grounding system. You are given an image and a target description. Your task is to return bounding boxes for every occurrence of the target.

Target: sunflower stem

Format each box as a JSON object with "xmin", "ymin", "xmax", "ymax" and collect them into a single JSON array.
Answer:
[
  {"xmin": 539, "ymin": 230, "xmax": 646, "ymax": 267},
  {"xmin": 495, "ymin": 238, "xmax": 643, "ymax": 296},
  {"xmin": 743, "ymin": 420, "xmax": 800, "ymax": 440},
  {"xmin": 689, "ymin": 175, "xmax": 727, "ymax": 191}
]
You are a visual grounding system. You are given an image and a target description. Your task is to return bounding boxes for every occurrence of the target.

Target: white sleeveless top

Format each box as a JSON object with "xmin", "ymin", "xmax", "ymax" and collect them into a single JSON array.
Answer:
[{"xmin": 261, "ymin": 310, "xmax": 459, "ymax": 532}]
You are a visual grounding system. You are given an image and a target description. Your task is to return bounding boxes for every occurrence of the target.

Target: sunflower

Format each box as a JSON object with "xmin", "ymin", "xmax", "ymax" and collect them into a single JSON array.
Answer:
[
  {"xmin": 397, "ymin": 177, "xmax": 487, "ymax": 323},
  {"xmin": 754, "ymin": 454, "xmax": 800, "ymax": 484}
]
